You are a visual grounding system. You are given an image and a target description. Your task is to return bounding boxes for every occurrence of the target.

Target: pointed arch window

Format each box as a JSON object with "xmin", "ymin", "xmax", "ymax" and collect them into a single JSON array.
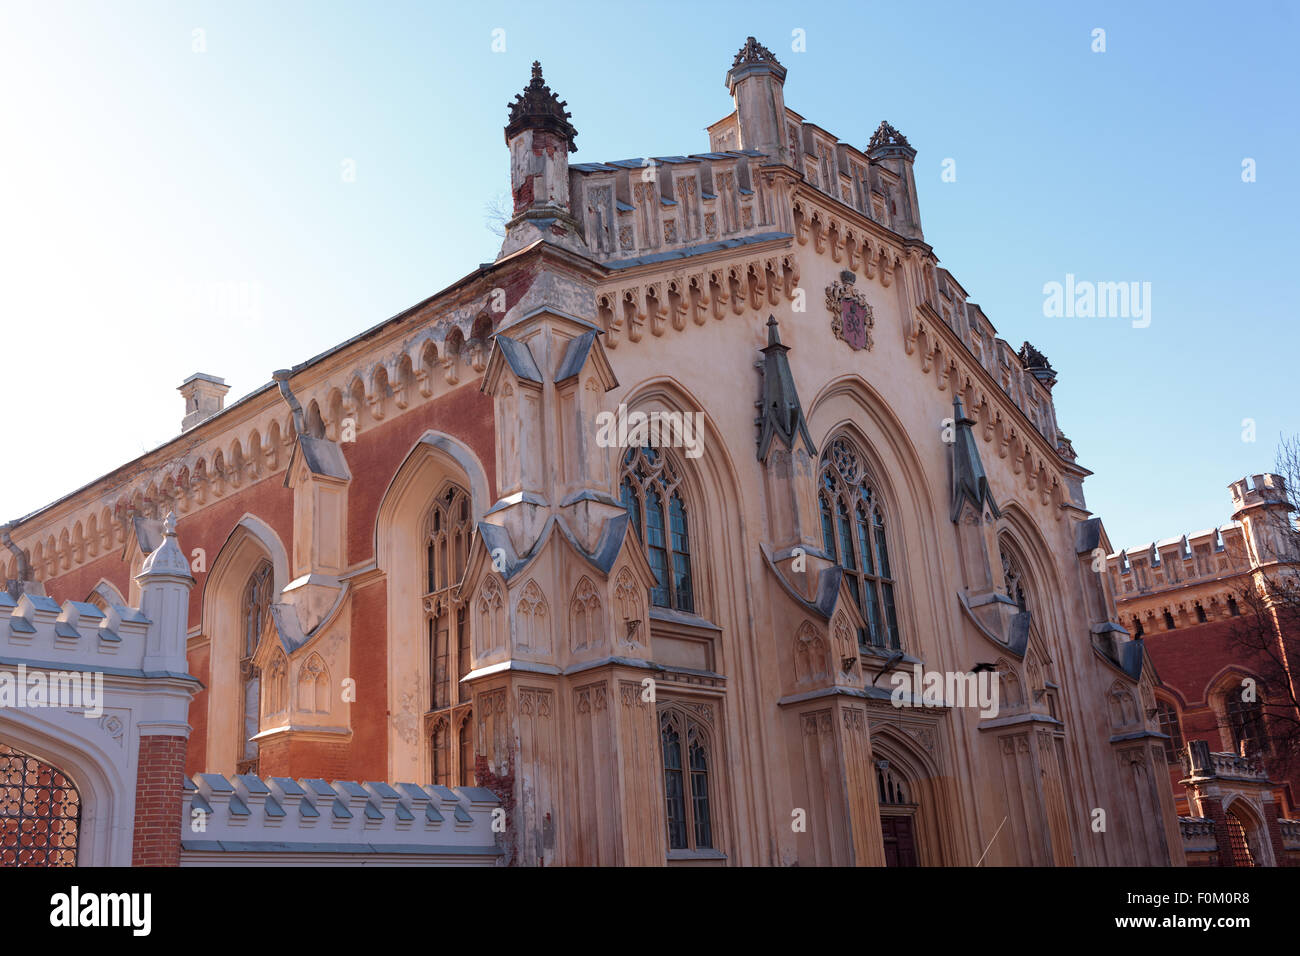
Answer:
[
  {"xmin": 877, "ymin": 765, "xmax": 911, "ymax": 806},
  {"xmin": 818, "ymin": 438, "xmax": 900, "ymax": 650},
  {"xmin": 1225, "ymin": 688, "xmax": 1267, "ymax": 756},
  {"xmin": 659, "ymin": 704, "xmax": 713, "ymax": 851},
  {"xmin": 458, "ymin": 715, "xmax": 475, "ymax": 787},
  {"xmin": 431, "ymin": 719, "xmax": 450, "ymax": 788},
  {"xmin": 1155, "ymin": 699, "xmax": 1184, "ymax": 761},
  {"xmin": 620, "ymin": 447, "xmax": 693, "ymax": 612},
  {"xmin": 238, "ymin": 560, "xmax": 273, "ymax": 774},
  {"xmin": 424, "ymin": 484, "xmax": 475, "ymax": 786}
]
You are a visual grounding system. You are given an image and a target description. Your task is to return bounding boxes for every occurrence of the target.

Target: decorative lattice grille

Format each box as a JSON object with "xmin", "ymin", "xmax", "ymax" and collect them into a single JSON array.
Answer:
[{"xmin": 0, "ymin": 743, "xmax": 80, "ymax": 866}]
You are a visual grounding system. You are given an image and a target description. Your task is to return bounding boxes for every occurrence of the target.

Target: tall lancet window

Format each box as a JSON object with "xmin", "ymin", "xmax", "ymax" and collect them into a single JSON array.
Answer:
[
  {"xmin": 620, "ymin": 446, "xmax": 693, "ymax": 612},
  {"xmin": 818, "ymin": 437, "xmax": 901, "ymax": 651},
  {"xmin": 1225, "ymin": 689, "xmax": 1267, "ymax": 756},
  {"xmin": 659, "ymin": 704, "xmax": 714, "ymax": 852},
  {"xmin": 425, "ymin": 484, "xmax": 475, "ymax": 786},
  {"xmin": 239, "ymin": 561, "xmax": 273, "ymax": 775}
]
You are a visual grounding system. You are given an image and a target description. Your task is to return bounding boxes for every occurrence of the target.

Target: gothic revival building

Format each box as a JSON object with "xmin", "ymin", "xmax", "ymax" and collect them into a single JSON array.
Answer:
[
  {"xmin": 1108, "ymin": 474, "xmax": 1300, "ymax": 866},
  {"xmin": 3, "ymin": 39, "xmax": 1195, "ymax": 865}
]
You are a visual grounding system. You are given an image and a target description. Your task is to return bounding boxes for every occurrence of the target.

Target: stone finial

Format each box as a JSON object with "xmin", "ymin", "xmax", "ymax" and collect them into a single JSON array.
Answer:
[
  {"xmin": 1018, "ymin": 341, "xmax": 1054, "ymax": 372},
  {"xmin": 139, "ymin": 511, "xmax": 192, "ymax": 579},
  {"xmin": 757, "ymin": 315, "xmax": 816, "ymax": 462},
  {"xmin": 867, "ymin": 121, "xmax": 913, "ymax": 154},
  {"xmin": 732, "ymin": 36, "xmax": 782, "ymax": 69},
  {"xmin": 950, "ymin": 395, "xmax": 1000, "ymax": 523},
  {"xmin": 1018, "ymin": 341, "xmax": 1058, "ymax": 388},
  {"xmin": 505, "ymin": 60, "xmax": 578, "ymax": 151}
]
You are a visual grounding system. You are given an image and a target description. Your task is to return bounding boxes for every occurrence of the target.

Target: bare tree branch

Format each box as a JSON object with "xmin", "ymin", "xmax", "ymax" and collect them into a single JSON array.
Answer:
[
  {"xmin": 484, "ymin": 192, "xmax": 512, "ymax": 239},
  {"xmin": 1225, "ymin": 434, "xmax": 1300, "ymax": 782}
]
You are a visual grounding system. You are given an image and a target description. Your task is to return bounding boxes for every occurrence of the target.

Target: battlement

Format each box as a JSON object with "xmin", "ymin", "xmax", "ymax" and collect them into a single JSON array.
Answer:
[
  {"xmin": 1110, "ymin": 473, "xmax": 1299, "ymax": 606},
  {"xmin": 1107, "ymin": 522, "xmax": 1250, "ymax": 603},
  {"xmin": 1230, "ymin": 472, "xmax": 1291, "ymax": 512},
  {"xmin": 181, "ymin": 773, "xmax": 502, "ymax": 864},
  {"xmin": 571, "ymin": 150, "xmax": 776, "ymax": 261},
  {"xmin": 0, "ymin": 589, "xmax": 169, "ymax": 677}
]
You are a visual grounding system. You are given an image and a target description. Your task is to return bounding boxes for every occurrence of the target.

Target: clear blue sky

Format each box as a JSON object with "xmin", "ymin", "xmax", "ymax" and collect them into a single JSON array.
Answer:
[{"xmin": 1, "ymin": 0, "xmax": 1296, "ymax": 550}]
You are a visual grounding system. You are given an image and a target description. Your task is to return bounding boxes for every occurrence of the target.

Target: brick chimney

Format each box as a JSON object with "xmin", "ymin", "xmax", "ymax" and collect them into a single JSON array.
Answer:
[{"xmin": 179, "ymin": 373, "xmax": 229, "ymax": 433}]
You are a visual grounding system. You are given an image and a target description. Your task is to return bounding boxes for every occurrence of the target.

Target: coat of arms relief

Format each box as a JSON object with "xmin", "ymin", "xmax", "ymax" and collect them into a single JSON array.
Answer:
[{"xmin": 826, "ymin": 271, "xmax": 874, "ymax": 351}]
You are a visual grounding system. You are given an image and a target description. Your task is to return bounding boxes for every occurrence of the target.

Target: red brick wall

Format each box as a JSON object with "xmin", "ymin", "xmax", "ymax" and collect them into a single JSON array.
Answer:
[
  {"xmin": 176, "ymin": 474, "xmax": 295, "ymax": 631},
  {"xmin": 39, "ymin": 472, "xmax": 295, "ymax": 633},
  {"xmin": 344, "ymin": 382, "xmax": 497, "ymax": 567},
  {"xmin": 1145, "ymin": 617, "xmax": 1249, "ymax": 710},
  {"xmin": 1144, "ymin": 613, "xmax": 1300, "ymax": 812},
  {"xmin": 348, "ymin": 578, "xmax": 388, "ymax": 782},
  {"xmin": 1198, "ymin": 797, "xmax": 1237, "ymax": 868},
  {"xmin": 185, "ymin": 644, "xmax": 212, "ymax": 775},
  {"xmin": 41, "ymin": 551, "xmax": 131, "ymax": 608},
  {"xmin": 257, "ymin": 735, "xmax": 350, "ymax": 781},
  {"xmin": 132, "ymin": 734, "xmax": 188, "ymax": 867},
  {"xmin": 1263, "ymin": 802, "xmax": 1295, "ymax": 867}
]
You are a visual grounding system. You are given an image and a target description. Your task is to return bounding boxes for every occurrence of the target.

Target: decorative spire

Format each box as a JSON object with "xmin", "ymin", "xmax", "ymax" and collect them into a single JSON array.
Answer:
[
  {"xmin": 868, "ymin": 120, "xmax": 913, "ymax": 154},
  {"xmin": 1017, "ymin": 341, "xmax": 1053, "ymax": 372},
  {"xmin": 950, "ymin": 396, "xmax": 1000, "ymax": 523},
  {"xmin": 505, "ymin": 60, "xmax": 578, "ymax": 152},
  {"xmin": 733, "ymin": 36, "xmax": 782, "ymax": 69},
  {"xmin": 757, "ymin": 315, "xmax": 816, "ymax": 462},
  {"xmin": 139, "ymin": 511, "xmax": 193, "ymax": 579},
  {"xmin": 1018, "ymin": 341, "xmax": 1058, "ymax": 388}
]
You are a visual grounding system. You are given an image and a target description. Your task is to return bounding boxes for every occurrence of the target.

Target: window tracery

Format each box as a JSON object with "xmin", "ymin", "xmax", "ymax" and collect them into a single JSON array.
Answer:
[
  {"xmin": 425, "ymin": 484, "xmax": 475, "ymax": 786},
  {"xmin": 659, "ymin": 704, "xmax": 714, "ymax": 851},
  {"xmin": 238, "ymin": 560, "xmax": 273, "ymax": 775},
  {"xmin": 620, "ymin": 447, "xmax": 694, "ymax": 612},
  {"xmin": 817, "ymin": 437, "xmax": 900, "ymax": 650}
]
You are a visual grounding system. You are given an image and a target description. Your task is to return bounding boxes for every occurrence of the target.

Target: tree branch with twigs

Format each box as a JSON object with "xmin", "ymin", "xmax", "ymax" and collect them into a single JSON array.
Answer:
[{"xmin": 1224, "ymin": 433, "xmax": 1300, "ymax": 783}]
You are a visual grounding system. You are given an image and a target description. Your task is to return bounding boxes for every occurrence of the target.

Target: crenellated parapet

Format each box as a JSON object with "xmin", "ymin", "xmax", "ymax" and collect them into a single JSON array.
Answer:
[
  {"xmin": 1107, "ymin": 524, "xmax": 1250, "ymax": 634},
  {"xmin": 1, "ymin": 590, "xmax": 156, "ymax": 675},
  {"xmin": 182, "ymin": 773, "xmax": 502, "ymax": 864},
  {"xmin": 570, "ymin": 151, "xmax": 779, "ymax": 260},
  {"xmin": 1, "ymin": 515, "xmax": 192, "ymax": 680},
  {"xmin": 1109, "ymin": 473, "xmax": 1298, "ymax": 633},
  {"xmin": 1109, "ymin": 525, "xmax": 1247, "ymax": 596}
]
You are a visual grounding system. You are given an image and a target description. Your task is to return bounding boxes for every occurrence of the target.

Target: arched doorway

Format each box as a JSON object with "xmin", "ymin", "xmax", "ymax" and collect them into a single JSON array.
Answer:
[
  {"xmin": 0, "ymin": 743, "xmax": 80, "ymax": 866},
  {"xmin": 867, "ymin": 723, "xmax": 960, "ymax": 866},
  {"xmin": 1222, "ymin": 798, "xmax": 1271, "ymax": 867},
  {"xmin": 876, "ymin": 762, "xmax": 918, "ymax": 866}
]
